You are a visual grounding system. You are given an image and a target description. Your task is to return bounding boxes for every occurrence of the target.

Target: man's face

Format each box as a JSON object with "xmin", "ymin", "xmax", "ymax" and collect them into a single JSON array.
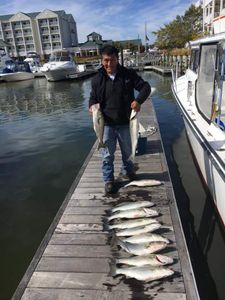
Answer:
[{"xmin": 102, "ymin": 54, "xmax": 118, "ymax": 75}]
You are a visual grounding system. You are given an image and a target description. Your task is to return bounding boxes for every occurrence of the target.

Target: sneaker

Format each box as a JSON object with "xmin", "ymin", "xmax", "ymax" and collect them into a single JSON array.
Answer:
[{"xmin": 105, "ymin": 181, "xmax": 114, "ymax": 194}]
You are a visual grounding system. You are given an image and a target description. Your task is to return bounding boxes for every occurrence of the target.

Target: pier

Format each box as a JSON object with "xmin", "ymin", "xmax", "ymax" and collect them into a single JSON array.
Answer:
[{"xmin": 12, "ymin": 99, "xmax": 199, "ymax": 300}]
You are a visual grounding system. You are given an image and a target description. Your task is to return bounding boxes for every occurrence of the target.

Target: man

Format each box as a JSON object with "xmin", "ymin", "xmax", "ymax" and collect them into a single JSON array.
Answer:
[{"xmin": 89, "ymin": 45, "xmax": 151, "ymax": 194}]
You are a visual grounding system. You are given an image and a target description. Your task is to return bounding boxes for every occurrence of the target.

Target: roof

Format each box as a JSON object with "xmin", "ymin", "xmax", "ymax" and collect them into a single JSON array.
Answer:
[
  {"xmin": 0, "ymin": 10, "xmax": 72, "ymax": 21},
  {"xmin": 87, "ymin": 32, "xmax": 102, "ymax": 37}
]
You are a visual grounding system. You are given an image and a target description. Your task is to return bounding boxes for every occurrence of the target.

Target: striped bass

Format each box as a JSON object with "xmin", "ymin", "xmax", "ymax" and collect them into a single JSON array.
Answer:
[
  {"xmin": 114, "ymin": 254, "xmax": 173, "ymax": 267},
  {"xmin": 116, "ymin": 223, "xmax": 161, "ymax": 236},
  {"xmin": 117, "ymin": 239, "xmax": 167, "ymax": 255},
  {"xmin": 122, "ymin": 233, "xmax": 170, "ymax": 244},
  {"xmin": 124, "ymin": 179, "xmax": 162, "ymax": 188},
  {"xmin": 103, "ymin": 218, "xmax": 159, "ymax": 231},
  {"xmin": 111, "ymin": 201, "xmax": 155, "ymax": 213},
  {"xmin": 110, "ymin": 265, "xmax": 174, "ymax": 282},
  {"xmin": 108, "ymin": 207, "xmax": 158, "ymax": 221},
  {"xmin": 91, "ymin": 103, "xmax": 105, "ymax": 150},
  {"xmin": 130, "ymin": 109, "xmax": 139, "ymax": 162}
]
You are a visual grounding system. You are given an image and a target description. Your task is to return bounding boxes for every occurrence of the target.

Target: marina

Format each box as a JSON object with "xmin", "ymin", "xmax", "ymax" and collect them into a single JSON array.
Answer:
[
  {"xmin": 0, "ymin": 73, "xmax": 224, "ymax": 299},
  {"xmin": 11, "ymin": 97, "xmax": 199, "ymax": 299},
  {"xmin": 0, "ymin": 2, "xmax": 224, "ymax": 300}
]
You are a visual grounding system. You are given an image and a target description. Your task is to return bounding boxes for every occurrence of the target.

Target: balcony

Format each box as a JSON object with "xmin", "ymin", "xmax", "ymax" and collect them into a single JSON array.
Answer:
[
  {"xmin": 49, "ymin": 22, "xmax": 58, "ymax": 26},
  {"xmin": 16, "ymin": 40, "xmax": 25, "ymax": 45},
  {"xmin": 39, "ymin": 22, "xmax": 48, "ymax": 27},
  {"xmin": 23, "ymin": 31, "xmax": 32, "ymax": 36},
  {"xmin": 14, "ymin": 32, "xmax": 23, "ymax": 37},
  {"xmin": 22, "ymin": 23, "xmax": 31, "ymax": 28},
  {"xmin": 25, "ymin": 40, "xmax": 34, "ymax": 45}
]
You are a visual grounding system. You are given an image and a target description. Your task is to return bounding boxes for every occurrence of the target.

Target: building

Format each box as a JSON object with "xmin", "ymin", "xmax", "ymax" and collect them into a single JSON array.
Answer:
[
  {"xmin": 203, "ymin": 0, "xmax": 225, "ymax": 34},
  {"xmin": 74, "ymin": 32, "xmax": 113, "ymax": 57},
  {"xmin": 0, "ymin": 9, "xmax": 78, "ymax": 59}
]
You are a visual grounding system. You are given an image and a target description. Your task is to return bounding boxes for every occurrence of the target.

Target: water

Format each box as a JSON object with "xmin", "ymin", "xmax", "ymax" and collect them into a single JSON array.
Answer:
[{"xmin": 0, "ymin": 73, "xmax": 224, "ymax": 299}]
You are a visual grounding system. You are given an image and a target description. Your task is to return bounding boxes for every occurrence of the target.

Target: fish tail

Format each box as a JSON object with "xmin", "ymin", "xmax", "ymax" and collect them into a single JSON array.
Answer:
[
  {"xmin": 105, "ymin": 208, "xmax": 112, "ymax": 216},
  {"xmin": 109, "ymin": 262, "xmax": 117, "ymax": 277},
  {"xmin": 110, "ymin": 232, "xmax": 119, "ymax": 248},
  {"xmin": 102, "ymin": 218, "xmax": 111, "ymax": 231}
]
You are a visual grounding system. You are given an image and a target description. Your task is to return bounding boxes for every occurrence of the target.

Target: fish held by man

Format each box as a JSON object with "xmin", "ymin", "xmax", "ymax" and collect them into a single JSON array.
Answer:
[
  {"xmin": 113, "ymin": 254, "xmax": 173, "ymax": 267},
  {"xmin": 109, "ymin": 264, "xmax": 174, "ymax": 282},
  {"xmin": 91, "ymin": 103, "xmax": 105, "ymax": 150},
  {"xmin": 130, "ymin": 109, "xmax": 139, "ymax": 161},
  {"xmin": 110, "ymin": 200, "xmax": 155, "ymax": 213},
  {"xmin": 107, "ymin": 207, "xmax": 159, "ymax": 221},
  {"xmin": 124, "ymin": 179, "xmax": 162, "ymax": 188}
]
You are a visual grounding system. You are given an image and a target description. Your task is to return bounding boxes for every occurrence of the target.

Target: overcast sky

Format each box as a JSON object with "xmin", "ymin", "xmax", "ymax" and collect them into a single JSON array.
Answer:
[{"xmin": 0, "ymin": 0, "xmax": 198, "ymax": 43}]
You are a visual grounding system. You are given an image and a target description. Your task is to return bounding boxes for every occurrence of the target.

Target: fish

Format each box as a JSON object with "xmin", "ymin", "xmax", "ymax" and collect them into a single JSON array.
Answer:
[
  {"xmin": 117, "ymin": 239, "xmax": 167, "ymax": 255},
  {"xmin": 151, "ymin": 87, "xmax": 157, "ymax": 95},
  {"xmin": 114, "ymin": 254, "xmax": 173, "ymax": 267},
  {"xmin": 130, "ymin": 109, "xmax": 139, "ymax": 162},
  {"xmin": 116, "ymin": 223, "xmax": 161, "ymax": 236},
  {"xmin": 107, "ymin": 207, "xmax": 159, "ymax": 221},
  {"xmin": 124, "ymin": 179, "xmax": 162, "ymax": 188},
  {"xmin": 103, "ymin": 217, "xmax": 159, "ymax": 231},
  {"xmin": 109, "ymin": 264, "xmax": 174, "ymax": 282},
  {"xmin": 111, "ymin": 201, "xmax": 155, "ymax": 213},
  {"xmin": 91, "ymin": 103, "xmax": 105, "ymax": 149},
  {"xmin": 122, "ymin": 233, "xmax": 170, "ymax": 244}
]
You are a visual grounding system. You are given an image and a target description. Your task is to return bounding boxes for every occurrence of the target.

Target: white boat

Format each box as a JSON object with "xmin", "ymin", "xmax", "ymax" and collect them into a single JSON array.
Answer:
[
  {"xmin": 172, "ymin": 13, "xmax": 225, "ymax": 225},
  {"xmin": 40, "ymin": 50, "xmax": 78, "ymax": 81},
  {"xmin": 24, "ymin": 52, "xmax": 44, "ymax": 77},
  {"xmin": 0, "ymin": 51, "xmax": 34, "ymax": 82}
]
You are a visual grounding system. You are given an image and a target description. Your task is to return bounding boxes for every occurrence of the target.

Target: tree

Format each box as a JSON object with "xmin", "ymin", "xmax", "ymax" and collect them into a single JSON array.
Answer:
[{"xmin": 153, "ymin": 4, "xmax": 203, "ymax": 50}]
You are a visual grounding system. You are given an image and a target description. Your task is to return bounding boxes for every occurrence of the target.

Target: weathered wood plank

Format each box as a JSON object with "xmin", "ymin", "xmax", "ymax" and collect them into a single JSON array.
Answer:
[
  {"xmin": 43, "ymin": 244, "xmax": 112, "ymax": 257},
  {"xmin": 50, "ymin": 233, "xmax": 108, "ymax": 245},
  {"xmin": 28, "ymin": 272, "xmax": 185, "ymax": 293},
  {"xmin": 21, "ymin": 288, "xmax": 187, "ymax": 300},
  {"xmin": 37, "ymin": 257, "xmax": 110, "ymax": 272}
]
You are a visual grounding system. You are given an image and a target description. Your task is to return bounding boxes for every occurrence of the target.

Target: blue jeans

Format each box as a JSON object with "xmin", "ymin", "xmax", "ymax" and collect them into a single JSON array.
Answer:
[{"xmin": 101, "ymin": 125, "xmax": 134, "ymax": 182}]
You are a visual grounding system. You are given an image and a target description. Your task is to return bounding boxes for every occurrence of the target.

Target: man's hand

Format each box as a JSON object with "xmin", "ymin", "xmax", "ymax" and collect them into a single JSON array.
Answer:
[
  {"xmin": 131, "ymin": 100, "xmax": 141, "ymax": 112},
  {"xmin": 88, "ymin": 106, "xmax": 93, "ymax": 114}
]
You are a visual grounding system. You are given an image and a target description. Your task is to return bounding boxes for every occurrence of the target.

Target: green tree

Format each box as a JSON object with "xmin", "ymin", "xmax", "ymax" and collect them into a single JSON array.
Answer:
[{"xmin": 153, "ymin": 4, "xmax": 203, "ymax": 50}]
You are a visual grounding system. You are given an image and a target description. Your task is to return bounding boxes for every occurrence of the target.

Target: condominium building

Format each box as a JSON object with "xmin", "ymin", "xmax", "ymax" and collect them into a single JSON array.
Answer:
[
  {"xmin": 203, "ymin": 0, "xmax": 225, "ymax": 34},
  {"xmin": 0, "ymin": 9, "xmax": 78, "ymax": 59}
]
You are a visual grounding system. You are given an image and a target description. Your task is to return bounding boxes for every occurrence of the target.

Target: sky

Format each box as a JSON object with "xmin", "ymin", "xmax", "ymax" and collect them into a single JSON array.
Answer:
[{"xmin": 0, "ymin": 0, "xmax": 198, "ymax": 44}]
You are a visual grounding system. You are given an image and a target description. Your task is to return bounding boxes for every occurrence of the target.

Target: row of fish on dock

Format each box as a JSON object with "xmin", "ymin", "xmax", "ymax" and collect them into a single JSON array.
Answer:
[{"xmin": 103, "ymin": 181, "xmax": 175, "ymax": 282}]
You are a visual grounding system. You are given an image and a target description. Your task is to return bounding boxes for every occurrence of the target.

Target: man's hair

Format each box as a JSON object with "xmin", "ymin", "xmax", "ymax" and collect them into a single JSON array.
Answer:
[{"xmin": 100, "ymin": 45, "xmax": 119, "ymax": 58}]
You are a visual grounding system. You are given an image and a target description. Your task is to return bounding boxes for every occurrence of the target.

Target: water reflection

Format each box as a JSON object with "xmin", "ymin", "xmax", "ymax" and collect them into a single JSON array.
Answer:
[{"xmin": 0, "ymin": 78, "xmax": 87, "ymax": 118}]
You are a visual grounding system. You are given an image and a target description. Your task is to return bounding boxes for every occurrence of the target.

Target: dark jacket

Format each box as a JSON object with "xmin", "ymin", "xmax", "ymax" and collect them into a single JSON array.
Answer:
[{"xmin": 89, "ymin": 64, "xmax": 151, "ymax": 125}]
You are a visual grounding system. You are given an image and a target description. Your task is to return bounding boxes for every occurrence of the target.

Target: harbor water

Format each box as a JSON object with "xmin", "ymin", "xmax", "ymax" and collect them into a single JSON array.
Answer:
[{"xmin": 0, "ymin": 73, "xmax": 224, "ymax": 300}]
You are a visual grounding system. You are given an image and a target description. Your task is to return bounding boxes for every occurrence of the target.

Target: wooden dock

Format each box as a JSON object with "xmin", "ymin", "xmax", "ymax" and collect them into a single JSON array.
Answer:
[
  {"xmin": 143, "ymin": 66, "xmax": 171, "ymax": 75},
  {"xmin": 12, "ymin": 99, "xmax": 199, "ymax": 300}
]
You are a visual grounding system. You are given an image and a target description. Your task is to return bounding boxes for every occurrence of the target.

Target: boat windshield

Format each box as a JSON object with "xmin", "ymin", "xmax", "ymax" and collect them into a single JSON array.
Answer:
[
  {"xmin": 49, "ymin": 52, "xmax": 71, "ymax": 62},
  {"xmin": 196, "ymin": 44, "xmax": 217, "ymax": 122}
]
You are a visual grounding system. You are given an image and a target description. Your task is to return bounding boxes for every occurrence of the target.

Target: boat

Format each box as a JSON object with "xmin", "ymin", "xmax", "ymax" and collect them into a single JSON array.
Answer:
[
  {"xmin": 24, "ymin": 52, "xmax": 44, "ymax": 77},
  {"xmin": 40, "ymin": 50, "xmax": 78, "ymax": 81},
  {"xmin": 0, "ymin": 51, "xmax": 34, "ymax": 82},
  {"xmin": 171, "ymin": 4, "xmax": 225, "ymax": 226}
]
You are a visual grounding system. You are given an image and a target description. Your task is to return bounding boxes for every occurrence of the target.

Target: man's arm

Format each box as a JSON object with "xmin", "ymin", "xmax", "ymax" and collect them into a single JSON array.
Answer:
[{"xmin": 131, "ymin": 69, "xmax": 151, "ymax": 105}]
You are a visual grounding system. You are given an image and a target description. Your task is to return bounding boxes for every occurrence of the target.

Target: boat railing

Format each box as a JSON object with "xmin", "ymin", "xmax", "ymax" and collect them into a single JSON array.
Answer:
[{"xmin": 171, "ymin": 62, "xmax": 178, "ymax": 92}]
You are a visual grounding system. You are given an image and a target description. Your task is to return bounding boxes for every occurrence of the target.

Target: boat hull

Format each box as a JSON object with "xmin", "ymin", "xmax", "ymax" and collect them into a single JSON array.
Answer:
[
  {"xmin": 172, "ymin": 84, "xmax": 225, "ymax": 226},
  {"xmin": 0, "ymin": 72, "xmax": 34, "ymax": 82},
  {"xmin": 42, "ymin": 67, "xmax": 77, "ymax": 81}
]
